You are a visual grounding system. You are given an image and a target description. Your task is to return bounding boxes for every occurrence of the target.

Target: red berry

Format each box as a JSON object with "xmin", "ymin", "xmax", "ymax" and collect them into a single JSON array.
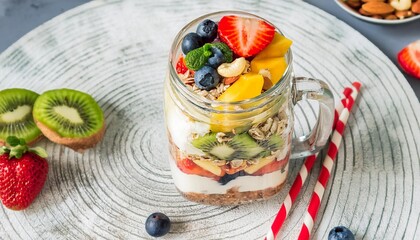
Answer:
[
  {"xmin": 218, "ymin": 15, "xmax": 275, "ymax": 58},
  {"xmin": 176, "ymin": 56, "xmax": 188, "ymax": 74},
  {"xmin": 0, "ymin": 152, "xmax": 48, "ymax": 210},
  {"xmin": 397, "ymin": 40, "xmax": 420, "ymax": 79}
]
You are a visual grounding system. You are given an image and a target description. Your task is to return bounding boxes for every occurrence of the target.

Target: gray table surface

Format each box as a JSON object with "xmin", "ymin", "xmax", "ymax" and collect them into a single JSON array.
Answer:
[{"xmin": 0, "ymin": 0, "xmax": 419, "ymax": 100}]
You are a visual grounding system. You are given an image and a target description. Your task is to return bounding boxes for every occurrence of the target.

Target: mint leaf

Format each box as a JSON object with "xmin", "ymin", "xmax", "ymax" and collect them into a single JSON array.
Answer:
[
  {"xmin": 185, "ymin": 43, "xmax": 213, "ymax": 70},
  {"xmin": 211, "ymin": 42, "xmax": 233, "ymax": 63},
  {"xmin": 6, "ymin": 136, "xmax": 20, "ymax": 147},
  {"xmin": 29, "ymin": 147, "xmax": 48, "ymax": 158},
  {"xmin": 19, "ymin": 138, "xmax": 26, "ymax": 146}
]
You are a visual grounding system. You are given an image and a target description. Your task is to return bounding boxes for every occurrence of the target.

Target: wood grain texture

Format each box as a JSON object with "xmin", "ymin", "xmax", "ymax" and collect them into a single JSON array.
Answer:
[{"xmin": 0, "ymin": 0, "xmax": 419, "ymax": 239}]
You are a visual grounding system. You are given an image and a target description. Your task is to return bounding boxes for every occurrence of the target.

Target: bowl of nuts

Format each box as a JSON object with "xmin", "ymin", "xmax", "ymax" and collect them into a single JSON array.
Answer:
[{"xmin": 335, "ymin": 0, "xmax": 420, "ymax": 24}]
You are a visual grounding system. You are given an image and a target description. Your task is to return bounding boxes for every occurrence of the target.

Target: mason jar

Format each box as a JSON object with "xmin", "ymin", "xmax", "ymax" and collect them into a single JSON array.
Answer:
[{"xmin": 164, "ymin": 11, "xmax": 334, "ymax": 205}]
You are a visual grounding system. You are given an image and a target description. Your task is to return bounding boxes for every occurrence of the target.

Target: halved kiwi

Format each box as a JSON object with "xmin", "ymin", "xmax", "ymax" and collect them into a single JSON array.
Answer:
[
  {"xmin": 33, "ymin": 89, "xmax": 105, "ymax": 152},
  {"xmin": 0, "ymin": 88, "xmax": 42, "ymax": 145}
]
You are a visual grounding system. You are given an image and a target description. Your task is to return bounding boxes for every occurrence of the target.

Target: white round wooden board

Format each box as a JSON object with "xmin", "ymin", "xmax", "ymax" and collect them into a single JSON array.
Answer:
[{"xmin": 0, "ymin": 0, "xmax": 419, "ymax": 239}]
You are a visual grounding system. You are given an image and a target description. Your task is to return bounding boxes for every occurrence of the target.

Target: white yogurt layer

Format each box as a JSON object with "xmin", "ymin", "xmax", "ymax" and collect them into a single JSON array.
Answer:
[
  {"xmin": 169, "ymin": 157, "xmax": 288, "ymax": 194},
  {"xmin": 166, "ymin": 106, "xmax": 209, "ymax": 154}
]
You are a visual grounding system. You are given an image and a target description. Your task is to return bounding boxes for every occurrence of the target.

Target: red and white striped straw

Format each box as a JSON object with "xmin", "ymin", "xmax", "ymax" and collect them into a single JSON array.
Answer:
[
  {"xmin": 265, "ymin": 83, "xmax": 358, "ymax": 240},
  {"xmin": 297, "ymin": 81, "xmax": 361, "ymax": 240}
]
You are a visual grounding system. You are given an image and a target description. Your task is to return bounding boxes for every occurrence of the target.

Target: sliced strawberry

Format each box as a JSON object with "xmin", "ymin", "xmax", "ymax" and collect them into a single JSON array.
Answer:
[
  {"xmin": 176, "ymin": 56, "xmax": 188, "ymax": 74},
  {"xmin": 397, "ymin": 40, "xmax": 420, "ymax": 79},
  {"xmin": 218, "ymin": 15, "xmax": 275, "ymax": 58},
  {"xmin": 252, "ymin": 157, "xmax": 288, "ymax": 176},
  {"xmin": 176, "ymin": 158, "xmax": 220, "ymax": 180}
]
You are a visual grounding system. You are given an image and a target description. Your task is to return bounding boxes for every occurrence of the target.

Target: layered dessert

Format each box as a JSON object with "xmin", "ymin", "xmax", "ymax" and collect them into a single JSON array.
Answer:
[{"xmin": 165, "ymin": 14, "xmax": 293, "ymax": 205}]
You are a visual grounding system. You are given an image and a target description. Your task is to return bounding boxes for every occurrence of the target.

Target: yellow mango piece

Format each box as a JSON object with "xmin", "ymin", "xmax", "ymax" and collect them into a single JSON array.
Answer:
[
  {"xmin": 244, "ymin": 156, "xmax": 275, "ymax": 174},
  {"xmin": 192, "ymin": 160, "xmax": 223, "ymax": 176},
  {"xmin": 251, "ymin": 57, "xmax": 287, "ymax": 89},
  {"xmin": 217, "ymin": 73, "xmax": 264, "ymax": 102},
  {"xmin": 254, "ymin": 32, "xmax": 293, "ymax": 60},
  {"xmin": 210, "ymin": 73, "xmax": 264, "ymax": 132}
]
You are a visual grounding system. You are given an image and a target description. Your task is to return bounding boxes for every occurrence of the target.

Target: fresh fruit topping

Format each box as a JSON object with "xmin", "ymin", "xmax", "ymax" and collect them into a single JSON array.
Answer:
[
  {"xmin": 253, "ymin": 32, "xmax": 292, "ymax": 60},
  {"xmin": 0, "ymin": 136, "xmax": 48, "ymax": 210},
  {"xmin": 251, "ymin": 57, "xmax": 287, "ymax": 89},
  {"xmin": 0, "ymin": 88, "xmax": 42, "ymax": 145},
  {"xmin": 207, "ymin": 46, "xmax": 225, "ymax": 68},
  {"xmin": 328, "ymin": 226, "xmax": 355, "ymax": 240},
  {"xmin": 176, "ymin": 157, "xmax": 220, "ymax": 179},
  {"xmin": 192, "ymin": 159, "xmax": 224, "ymax": 176},
  {"xmin": 181, "ymin": 32, "xmax": 203, "ymax": 55},
  {"xmin": 176, "ymin": 56, "xmax": 188, "ymax": 74},
  {"xmin": 185, "ymin": 43, "xmax": 213, "ymax": 70},
  {"xmin": 145, "ymin": 212, "xmax": 171, "ymax": 237},
  {"xmin": 33, "ymin": 89, "xmax": 105, "ymax": 152},
  {"xmin": 218, "ymin": 170, "xmax": 246, "ymax": 185},
  {"xmin": 185, "ymin": 42, "xmax": 233, "ymax": 71},
  {"xmin": 218, "ymin": 15, "xmax": 275, "ymax": 58},
  {"xmin": 217, "ymin": 72, "xmax": 264, "ymax": 102},
  {"xmin": 194, "ymin": 66, "xmax": 220, "ymax": 90},
  {"xmin": 217, "ymin": 57, "xmax": 247, "ymax": 78},
  {"xmin": 211, "ymin": 42, "xmax": 233, "ymax": 63},
  {"xmin": 397, "ymin": 40, "xmax": 420, "ymax": 79},
  {"xmin": 196, "ymin": 19, "xmax": 218, "ymax": 43}
]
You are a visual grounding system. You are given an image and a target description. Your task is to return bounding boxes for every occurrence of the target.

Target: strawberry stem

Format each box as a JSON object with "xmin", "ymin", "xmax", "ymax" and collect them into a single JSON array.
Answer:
[{"xmin": 0, "ymin": 136, "xmax": 48, "ymax": 159}]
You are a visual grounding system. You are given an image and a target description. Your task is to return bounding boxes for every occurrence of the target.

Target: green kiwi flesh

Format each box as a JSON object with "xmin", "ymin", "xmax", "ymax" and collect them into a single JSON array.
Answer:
[
  {"xmin": 33, "ymin": 89, "xmax": 104, "ymax": 138},
  {"xmin": 0, "ymin": 88, "xmax": 42, "ymax": 144}
]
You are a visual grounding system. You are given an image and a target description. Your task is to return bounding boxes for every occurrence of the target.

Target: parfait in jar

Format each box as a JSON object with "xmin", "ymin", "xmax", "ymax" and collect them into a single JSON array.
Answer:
[{"xmin": 165, "ymin": 13, "xmax": 294, "ymax": 205}]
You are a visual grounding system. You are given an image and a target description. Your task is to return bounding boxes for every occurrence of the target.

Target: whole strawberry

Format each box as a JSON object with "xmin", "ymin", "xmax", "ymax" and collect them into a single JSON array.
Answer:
[{"xmin": 0, "ymin": 136, "xmax": 48, "ymax": 210}]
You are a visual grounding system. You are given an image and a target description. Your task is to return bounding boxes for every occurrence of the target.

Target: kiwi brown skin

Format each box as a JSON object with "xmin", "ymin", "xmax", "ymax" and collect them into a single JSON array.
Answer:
[{"xmin": 35, "ymin": 119, "xmax": 105, "ymax": 152}]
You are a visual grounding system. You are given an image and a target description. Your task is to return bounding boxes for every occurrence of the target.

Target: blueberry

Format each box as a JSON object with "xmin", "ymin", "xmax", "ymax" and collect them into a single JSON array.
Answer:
[
  {"xmin": 328, "ymin": 226, "xmax": 355, "ymax": 240},
  {"xmin": 196, "ymin": 19, "xmax": 218, "ymax": 43},
  {"xmin": 218, "ymin": 171, "xmax": 247, "ymax": 185},
  {"xmin": 182, "ymin": 33, "xmax": 203, "ymax": 54},
  {"xmin": 194, "ymin": 66, "xmax": 220, "ymax": 90},
  {"xmin": 207, "ymin": 47, "xmax": 225, "ymax": 68},
  {"xmin": 145, "ymin": 212, "xmax": 171, "ymax": 237}
]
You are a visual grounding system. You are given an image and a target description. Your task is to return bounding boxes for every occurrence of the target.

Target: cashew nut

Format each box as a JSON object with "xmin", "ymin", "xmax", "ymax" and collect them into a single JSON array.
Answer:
[
  {"xmin": 217, "ymin": 57, "xmax": 247, "ymax": 77},
  {"xmin": 390, "ymin": 0, "xmax": 411, "ymax": 11}
]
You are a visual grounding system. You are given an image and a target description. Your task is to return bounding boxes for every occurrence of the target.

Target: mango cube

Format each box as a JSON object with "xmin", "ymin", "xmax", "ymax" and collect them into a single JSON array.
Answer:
[
  {"xmin": 251, "ymin": 57, "xmax": 287, "ymax": 89},
  {"xmin": 253, "ymin": 32, "xmax": 292, "ymax": 60}
]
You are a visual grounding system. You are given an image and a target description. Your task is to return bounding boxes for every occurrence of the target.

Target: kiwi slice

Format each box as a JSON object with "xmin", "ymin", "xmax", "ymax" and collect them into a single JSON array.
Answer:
[
  {"xmin": 230, "ymin": 133, "xmax": 265, "ymax": 159},
  {"xmin": 0, "ymin": 88, "xmax": 42, "ymax": 145},
  {"xmin": 192, "ymin": 133, "xmax": 236, "ymax": 160},
  {"xmin": 33, "ymin": 89, "xmax": 105, "ymax": 151},
  {"xmin": 259, "ymin": 134, "xmax": 284, "ymax": 151},
  {"xmin": 192, "ymin": 132, "xmax": 265, "ymax": 160}
]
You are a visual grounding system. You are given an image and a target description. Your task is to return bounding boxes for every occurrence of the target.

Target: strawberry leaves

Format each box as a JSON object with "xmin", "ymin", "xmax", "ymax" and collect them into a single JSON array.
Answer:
[{"xmin": 0, "ymin": 136, "xmax": 48, "ymax": 159}]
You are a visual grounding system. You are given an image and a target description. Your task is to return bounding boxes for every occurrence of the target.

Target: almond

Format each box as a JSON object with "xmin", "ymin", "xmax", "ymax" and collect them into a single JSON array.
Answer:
[
  {"xmin": 395, "ymin": 10, "xmax": 414, "ymax": 19},
  {"xmin": 362, "ymin": 2, "xmax": 395, "ymax": 15},
  {"xmin": 371, "ymin": 15, "xmax": 383, "ymax": 19},
  {"xmin": 385, "ymin": 14, "xmax": 398, "ymax": 20},
  {"xmin": 362, "ymin": 0, "xmax": 384, "ymax": 2},
  {"xmin": 346, "ymin": 0, "xmax": 362, "ymax": 8},
  {"xmin": 359, "ymin": 8, "xmax": 375, "ymax": 15},
  {"xmin": 412, "ymin": 0, "xmax": 420, "ymax": 14}
]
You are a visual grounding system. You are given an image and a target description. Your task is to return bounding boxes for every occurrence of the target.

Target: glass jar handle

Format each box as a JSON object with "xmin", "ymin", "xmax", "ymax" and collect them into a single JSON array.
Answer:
[{"xmin": 291, "ymin": 77, "xmax": 335, "ymax": 159}]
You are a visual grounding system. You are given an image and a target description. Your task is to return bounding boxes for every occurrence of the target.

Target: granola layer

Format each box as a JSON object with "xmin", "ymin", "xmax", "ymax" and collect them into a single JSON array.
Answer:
[{"xmin": 177, "ymin": 182, "xmax": 285, "ymax": 205}]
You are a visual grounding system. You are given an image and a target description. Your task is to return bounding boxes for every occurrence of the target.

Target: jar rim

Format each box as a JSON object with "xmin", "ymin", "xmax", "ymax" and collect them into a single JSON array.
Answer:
[{"xmin": 169, "ymin": 10, "xmax": 292, "ymax": 111}]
